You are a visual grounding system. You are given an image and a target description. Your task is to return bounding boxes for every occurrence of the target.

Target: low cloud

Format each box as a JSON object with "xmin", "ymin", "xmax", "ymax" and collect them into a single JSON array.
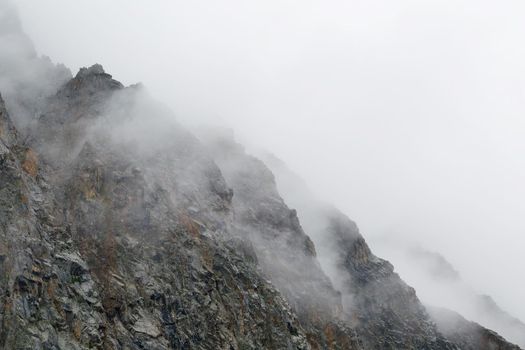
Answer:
[{"xmin": 7, "ymin": 0, "xmax": 525, "ymax": 328}]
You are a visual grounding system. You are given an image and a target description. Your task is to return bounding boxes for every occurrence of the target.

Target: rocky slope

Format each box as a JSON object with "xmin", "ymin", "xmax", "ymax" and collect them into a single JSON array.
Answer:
[
  {"xmin": 262, "ymin": 153, "xmax": 522, "ymax": 350},
  {"xmin": 429, "ymin": 308, "xmax": 521, "ymax": 350},
  {"xmin": 204, "ymin": 133, "xmax": 360, "ymax": 349},
  {"xmin": 412, "ymin": 248, "xmax": 525, "ymax": 348},
  {"xmin": 1, "ymin": 79, "xmax": 318, "ymax": 349},
  {"xmin": 367, "ymin": 238, "xmax": 525, "ymax": 348},
  {"xmin": 0, "ymin": 5, "xmax": 522, "ymax": 349}
]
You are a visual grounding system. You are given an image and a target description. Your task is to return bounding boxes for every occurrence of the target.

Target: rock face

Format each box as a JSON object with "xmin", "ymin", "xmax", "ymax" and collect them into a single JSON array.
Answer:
[
  {"xmin": 262, "ymin": 153, "xmax": 522, "ymax": 350},
  {"xmin": 325, "ymin": 211, "xmax": 455, "ymax": 349},
  {"xmin": 0, "ymin": 93, "xmax": 16, "ymax": 145},
  {"xmin": 205, "ymin": 136, "xmax": 360, "ymax": 350},
  {"xmin": 259, "ymin": 154, "xmax": 453, "ymax": 349},
  {"xmin": 0, "ymin": 7, "xmax": 522, "ymax": 349},
  {"xmin": 397, "ymin": 246, "xmax": 525, "ymax": 348},
  {"xmin": 1, "ymin": 68, "xmax": 318, "ymax": 349}
]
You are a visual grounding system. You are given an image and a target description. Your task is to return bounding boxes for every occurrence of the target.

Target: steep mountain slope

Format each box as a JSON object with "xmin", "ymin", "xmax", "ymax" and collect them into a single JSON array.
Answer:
[
  {"xmin": 412, "ymin": 248, "xmax": 525, "ymax": 348},
  {"xmin": 261, "ymin": 153, "xmax": 522, "ymax": 350},
  {"xmin": 204, "ymin": 133, "xmax": 360, "ymax": 349},
  {"xmin": 369, "ymin": 239, "xmax": 525, "ymax": 348},
  {"xmin": 1, "ymin": 4, "xmax": 522, "ymax": 348},
  {"xmin": 255, "ymin": 153, "xmax": 455, "ymax": 349},
  {"xmin": 1, "ymin": 80, "xmax": 317, "ymax": 349},
  {"xmin": 430, "ymin": 308, "xmax": 521, "ymax": 350}
]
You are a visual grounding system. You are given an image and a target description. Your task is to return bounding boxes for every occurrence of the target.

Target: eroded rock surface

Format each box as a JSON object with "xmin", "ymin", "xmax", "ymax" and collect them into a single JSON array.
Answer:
[{"xmin": 1, "ymin": 69, "xmax": 312, "ymax": 350}]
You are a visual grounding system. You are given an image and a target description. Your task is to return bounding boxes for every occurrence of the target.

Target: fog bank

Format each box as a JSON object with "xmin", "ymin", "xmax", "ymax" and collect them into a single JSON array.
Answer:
[{"xmin": 14, "ymin": 0, "xmax": 525, "ymax": 321}]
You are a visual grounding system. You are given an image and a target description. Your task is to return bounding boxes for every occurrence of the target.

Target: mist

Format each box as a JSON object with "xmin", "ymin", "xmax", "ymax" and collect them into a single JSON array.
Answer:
[{"xmin": 12, "ymin": 0, "xmax": 525, "ymax": 326}]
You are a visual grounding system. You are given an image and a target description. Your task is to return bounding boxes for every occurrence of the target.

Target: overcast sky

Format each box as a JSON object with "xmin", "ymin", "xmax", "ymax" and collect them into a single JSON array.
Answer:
[{"xmin": 15, "ymin": 0, "xmax": 525, "ymax": 321}]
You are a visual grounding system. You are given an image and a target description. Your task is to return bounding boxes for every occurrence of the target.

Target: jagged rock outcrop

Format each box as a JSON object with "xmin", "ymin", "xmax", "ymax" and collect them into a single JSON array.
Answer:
[
  {"xmin": 250, "ymin": 153, "xmax": 456, "ymax": 349},
  {"xmin": 262, "ymin": 153, "xmax": 522, "ymax": 350},
  {"xmin": 324, "ymin": 210, "xmax": 455, "ymax": 349},
  {"xmin": 204, "ymin": 135, "xmax": 361, "ymax": 349}
]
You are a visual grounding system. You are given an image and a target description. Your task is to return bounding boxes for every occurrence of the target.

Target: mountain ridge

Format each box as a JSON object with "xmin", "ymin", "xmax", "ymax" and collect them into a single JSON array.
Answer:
[{"xmin": 0, "ymin": 6, "xmax": 522, "ymax": 348}]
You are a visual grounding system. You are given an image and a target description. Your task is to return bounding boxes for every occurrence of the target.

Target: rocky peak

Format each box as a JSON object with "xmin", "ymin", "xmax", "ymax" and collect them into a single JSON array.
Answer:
[
  {"xmin": 55, "ymin": 64, "xmax": 123, "ymax": 102},
  {"xmin": 31, "ymin": 65, "xmax": 124, "ymax": 163},
  {"xmin": 76, "ymin": 63, "xmax": 107, "ymax": 78}
]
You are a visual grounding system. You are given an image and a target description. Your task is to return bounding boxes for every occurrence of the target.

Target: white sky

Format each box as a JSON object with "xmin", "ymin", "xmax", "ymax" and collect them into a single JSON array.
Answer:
[{"xmin": 15, "ymin": 0, "xmax": 525, "ymax": 321}]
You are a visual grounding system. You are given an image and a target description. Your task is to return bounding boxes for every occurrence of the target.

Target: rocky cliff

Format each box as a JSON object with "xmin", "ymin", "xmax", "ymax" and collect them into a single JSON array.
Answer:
[
  {"xmin": 0, "ymin": 6, "xmax": 522, "ymax": 349},
  {"xmin": 349, "ymin": 222, "xmax": 525, "ymax": 348},
  {"xmin": 261, "ymin": 153, "xmax": 522, "ymax": 350}
]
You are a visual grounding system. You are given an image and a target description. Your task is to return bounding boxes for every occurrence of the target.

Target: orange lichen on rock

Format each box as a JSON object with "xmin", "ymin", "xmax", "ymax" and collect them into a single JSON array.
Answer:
[
  {"xmin": 200, "ymin": 245, "xmax": 214, "ymax": 272},
  {"xmin": 22, "ymin": 148, "xmax": 38, "ymax": 177},
  {"xmin": 20, "ymin": 193, "xmax": 28, "ymax": 205},
  {"xmin": 72, "ymin": 319, "xmax": 82, "ymax": 340},
  {"xmin": 324, "ymin": 323, "xmax": 336, "ymax": 349},
  {"xmin": 84, "ymin": 187, "xmax": 97, "ymax": 199},
  {"xmin": 179, "ymin": 213, "xmax": 201, "ymax": 238}
]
